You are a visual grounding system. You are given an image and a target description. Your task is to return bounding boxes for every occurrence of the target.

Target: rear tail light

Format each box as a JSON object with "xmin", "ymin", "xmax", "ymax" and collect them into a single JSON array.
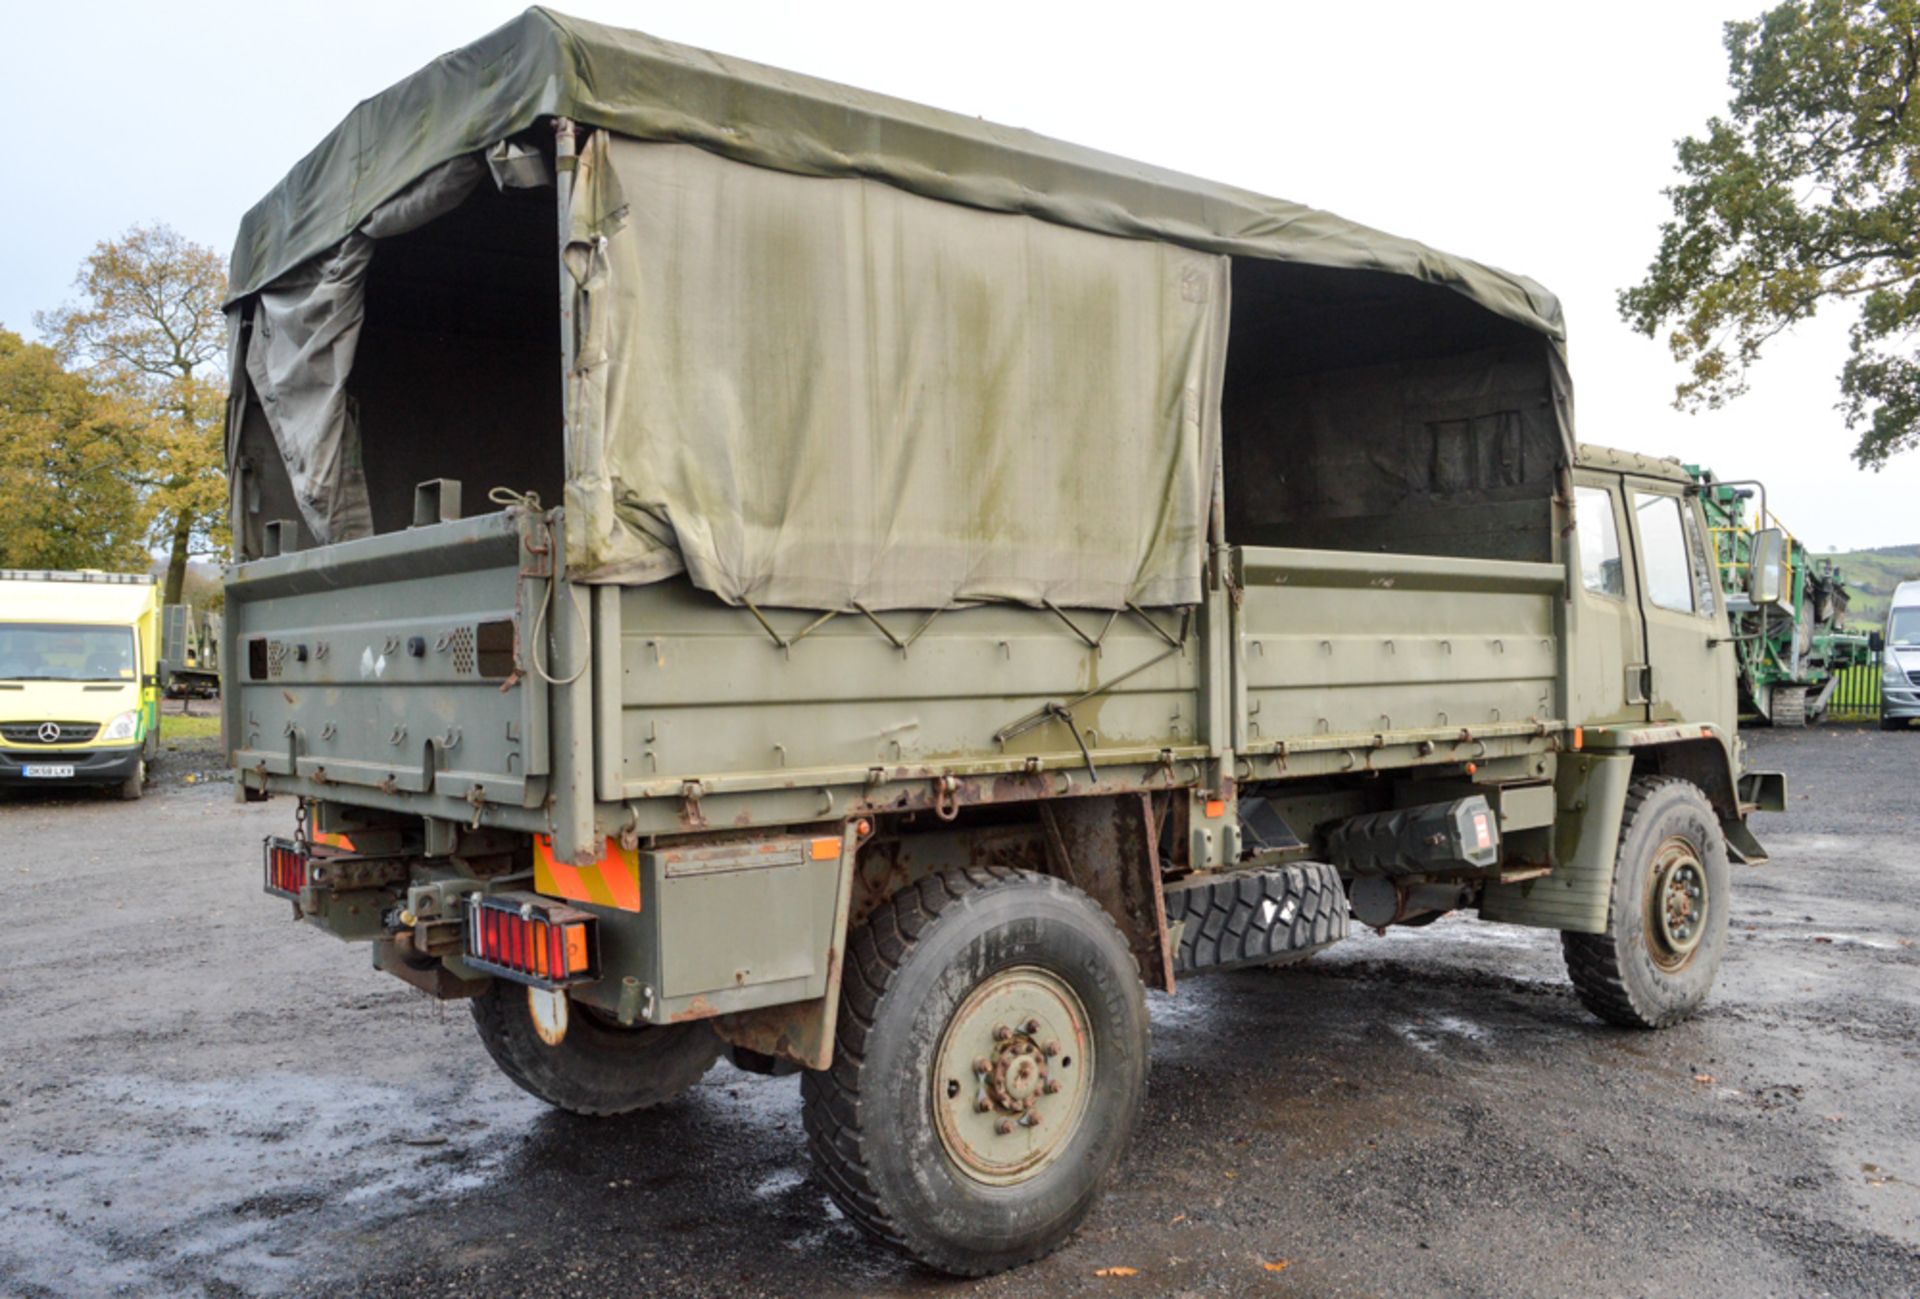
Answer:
[
  {"xmin": 264, "ymin": 837, "xmax": 308, "ymax": 898},
  {"xmin": 465, "ymin": 892, "xmax": 599, "ymax": 989}
]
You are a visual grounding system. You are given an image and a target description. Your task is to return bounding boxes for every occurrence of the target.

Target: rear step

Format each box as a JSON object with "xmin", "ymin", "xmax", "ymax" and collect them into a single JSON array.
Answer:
[{"xmin": 1164, "ymin": 862, "xmax": 1348, "ymax": 975}]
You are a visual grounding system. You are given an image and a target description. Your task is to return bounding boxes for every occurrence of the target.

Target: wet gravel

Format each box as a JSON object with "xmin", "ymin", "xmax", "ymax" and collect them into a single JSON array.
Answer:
[{"xmin": 0, "ymin": 725, "xmax": 1915, "ymax": 1297}]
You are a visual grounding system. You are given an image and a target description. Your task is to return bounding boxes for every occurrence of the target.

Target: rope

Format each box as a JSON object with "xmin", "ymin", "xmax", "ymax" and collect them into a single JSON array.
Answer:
[{"xmin": 487, "ymin": 488, "xmax": 588, "ymax": 686}]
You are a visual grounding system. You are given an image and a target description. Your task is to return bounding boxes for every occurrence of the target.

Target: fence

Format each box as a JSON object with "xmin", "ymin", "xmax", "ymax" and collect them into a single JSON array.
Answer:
[{"xmin": 1827, "ymin": 653, "xmax": 1883, "ymax": 721}]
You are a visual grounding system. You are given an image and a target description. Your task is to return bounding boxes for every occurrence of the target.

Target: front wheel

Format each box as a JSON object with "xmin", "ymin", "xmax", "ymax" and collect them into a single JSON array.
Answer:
[
  {"xmin": 802, "ymin": 868, "xmax": 1149, "ymax": 1276},
  {"xmin": 116, "ymin": 759, "xmax": 145, "ymax": 801},
  {"xmin": 469, "ymin": 983, "xmax": 721, "ymax": 1115},
  {"xmin": 1562, "ymin": 776, "xmax": 1730, "ymax": 1029}
]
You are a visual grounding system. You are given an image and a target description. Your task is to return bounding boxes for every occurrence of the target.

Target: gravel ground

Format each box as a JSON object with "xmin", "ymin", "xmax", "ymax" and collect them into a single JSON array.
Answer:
[{"xmin": 1, "ymin": 725, "xmax": 1916, "ymax": 1297}]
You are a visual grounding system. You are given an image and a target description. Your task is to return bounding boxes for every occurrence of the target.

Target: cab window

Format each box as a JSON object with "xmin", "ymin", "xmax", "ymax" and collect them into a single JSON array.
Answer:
[
  {"xmin": 1634, "ymin": 492, "xmax": 1696, "ymax": 614},
  {"xmin": 1575, "ymin": 485, "xmax": 1624, "ymax": 598},
  {"xmin": 1682, "ymin": 500, "xmax": 1717, "ymax": 616}
]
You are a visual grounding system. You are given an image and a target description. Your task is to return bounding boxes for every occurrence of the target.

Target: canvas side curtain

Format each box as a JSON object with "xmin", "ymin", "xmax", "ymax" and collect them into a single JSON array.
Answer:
[
  {"xmin": 563, "ymin": 135, "xmax": 1230, "ymax": 611},
  {"xmin": 233, "ymin": 146, "xmax": 549, "ymax": 546}
]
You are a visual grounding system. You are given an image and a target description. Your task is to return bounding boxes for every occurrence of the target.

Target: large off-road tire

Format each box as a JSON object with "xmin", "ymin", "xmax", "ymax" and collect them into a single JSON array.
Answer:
[
  {"xmin": 469, "ymin": 983, "xmax": 721, "ymax": 1116},
  {"xmin": 802, "ymin": 868, "xmax": 1149, "ymax": 1276},
  {"xmin": 116, "ymin": 759, "xmax": 145, "ymax": 802},
  {"xmin": 1562, "ymin": 777, "xmax": 1730, "ymax": 1029}
]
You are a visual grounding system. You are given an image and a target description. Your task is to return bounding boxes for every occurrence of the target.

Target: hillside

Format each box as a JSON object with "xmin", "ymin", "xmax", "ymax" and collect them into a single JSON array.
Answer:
[{"xmin": 1816, "ymin": 543, "xmax": 1920, "ymax": 627}]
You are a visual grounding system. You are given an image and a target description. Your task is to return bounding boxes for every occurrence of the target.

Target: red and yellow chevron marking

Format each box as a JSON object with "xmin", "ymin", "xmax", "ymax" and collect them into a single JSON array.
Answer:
[
  {"xmin": 534, "ymin": 834, "xmax": 642, "ymax": 912},
  {"xmin": 313, "ymin": 832, "xmax": 355, "ymax": 851}
]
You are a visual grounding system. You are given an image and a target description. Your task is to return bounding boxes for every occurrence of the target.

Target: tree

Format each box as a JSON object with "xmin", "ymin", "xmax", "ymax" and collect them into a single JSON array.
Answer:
[
  {"xmin": 39, "ymin": 224, "xmax": 229, "ymax": 603},
  {"xmin": 0, "ymin": 328, "xmax": 150, "ymax": 572},
  {"xmin": 1620, "ymin": 1, "xmax": 1920, "ymax": 468}
]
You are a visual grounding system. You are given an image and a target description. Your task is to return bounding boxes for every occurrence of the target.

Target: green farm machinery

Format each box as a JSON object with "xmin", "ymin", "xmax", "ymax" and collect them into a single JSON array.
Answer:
[{"xmin": 1689, "ymin": 466, "xmax": 1871, "ymax": 726}]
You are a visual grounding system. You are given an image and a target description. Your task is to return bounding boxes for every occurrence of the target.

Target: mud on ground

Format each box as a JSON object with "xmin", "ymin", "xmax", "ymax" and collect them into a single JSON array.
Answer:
[{"xmin": 0, "ymin": 726, "xmax": 1915, "ymax": 1297}]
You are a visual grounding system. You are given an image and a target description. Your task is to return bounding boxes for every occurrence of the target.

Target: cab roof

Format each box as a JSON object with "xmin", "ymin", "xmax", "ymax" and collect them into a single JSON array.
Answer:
[{"xmin": 1574, "ymin": 443, "xmax": 1695, "ymax": 484}]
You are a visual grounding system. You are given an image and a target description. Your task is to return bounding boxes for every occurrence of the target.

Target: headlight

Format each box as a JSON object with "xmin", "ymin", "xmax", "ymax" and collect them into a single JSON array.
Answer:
[{"xmin": 99, "ymin": 710, "xmax": 139, "ymax": 742}]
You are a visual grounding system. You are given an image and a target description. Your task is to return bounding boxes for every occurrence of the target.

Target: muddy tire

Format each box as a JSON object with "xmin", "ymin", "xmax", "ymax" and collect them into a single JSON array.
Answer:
[
  {"xmin": 116, "ymin": 760, "xmax": 145, "ymax": 802},
  {"xmin": 1562, "ymin": 777, "xmax": 1730, "ymax": 1029},
  {"xmin": 469, "ymin": 983, "xmax": 721, "ymax": 1116},
  {"xmin": 802, "ymin": 868, "xmax": 1148, "ymax": 1276}
]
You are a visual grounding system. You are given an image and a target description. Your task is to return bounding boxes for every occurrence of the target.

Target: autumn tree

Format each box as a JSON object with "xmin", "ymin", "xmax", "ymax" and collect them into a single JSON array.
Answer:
[
  {"xmin": 1620, "ymin": 0, "xmax": 1920, "ymax": 467},
  {"xmin": 39, "ymin": 224, "xmax": 229, "ymax": 603},
  {"xmin": 0, "ymin": 328, "xmax": 150, "ymax": 571}
]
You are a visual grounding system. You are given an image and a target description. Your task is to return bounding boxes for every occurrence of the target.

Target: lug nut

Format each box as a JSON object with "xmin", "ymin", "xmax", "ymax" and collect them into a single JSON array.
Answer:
[
  {"xmin": 1044, "ymin": 1080, "xmax": 1062, "ymax": 1094},
  {"xmin": 1020, "ymin": 1112, "xmax": 1042, "ymax": 1127},
  {"xmin": 1043, "ymin": 1041, "xmax": 1060, "ymax": 1058},
  {"xmin": 974, "ymin": 1056, "xmax": 992, "ymax": 1075},
  {"xmin": 993, "ymin": 1025, "xmax": 1013, "ymax": 1042},
  {"xmin": 1024, "ymin": 1018, "xmax": 1041, "ymax": 1034},
  {"xmin": 975, "ymin": 1097, "xmax": 992, "ymax": 1113},
  {"xmin": 995, "ymin": 1118, "xmax": 1015, "ymax": 1135}
]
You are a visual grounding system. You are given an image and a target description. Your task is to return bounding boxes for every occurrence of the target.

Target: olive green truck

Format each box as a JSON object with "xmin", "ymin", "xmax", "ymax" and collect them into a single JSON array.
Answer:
[{"xmin": 222, "ymin": 9, "xmax": 1788, "ymax": 1275}]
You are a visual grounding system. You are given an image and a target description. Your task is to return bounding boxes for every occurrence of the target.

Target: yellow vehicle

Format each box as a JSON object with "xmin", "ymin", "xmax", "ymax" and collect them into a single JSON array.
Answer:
[{"xmin": 0, "ymin": 570, "xmax": 162, "ymax": 800}]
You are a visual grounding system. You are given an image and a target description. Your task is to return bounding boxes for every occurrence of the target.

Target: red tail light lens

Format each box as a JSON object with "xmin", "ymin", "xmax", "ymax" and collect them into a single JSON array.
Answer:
[
  {"xmin": 263, "ymin": 838, "xmax": 308, "ymax": 898},
  {"xmin": 465, "ymin": 892, "xmax": 599, "ymax": 989}
]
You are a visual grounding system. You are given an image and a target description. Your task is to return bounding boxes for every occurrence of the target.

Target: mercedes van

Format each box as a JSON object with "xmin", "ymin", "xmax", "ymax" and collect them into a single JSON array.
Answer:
[
  {"xmin": 1880, "ymin": 580, "xmax": 1920, "ymax": 731},
  {"xmin": 0, "ymin": 570, "xmax": 162, "ymax": 798}
]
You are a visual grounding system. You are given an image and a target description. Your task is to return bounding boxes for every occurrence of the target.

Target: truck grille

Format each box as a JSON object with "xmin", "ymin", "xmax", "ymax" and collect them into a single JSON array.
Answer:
[
  {"xmin": 0, "ymin": 721, "xmax": 99, "ymax": 744},
  {"xmin": 1908, "ymin": 670, "xmax": 1920, "ymax": 687}
]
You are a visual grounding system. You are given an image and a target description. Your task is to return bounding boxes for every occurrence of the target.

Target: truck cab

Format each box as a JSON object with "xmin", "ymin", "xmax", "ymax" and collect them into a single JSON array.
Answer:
[{"xmin": 0, "ymin": 570, "xmax": 161, "ymax": 799}]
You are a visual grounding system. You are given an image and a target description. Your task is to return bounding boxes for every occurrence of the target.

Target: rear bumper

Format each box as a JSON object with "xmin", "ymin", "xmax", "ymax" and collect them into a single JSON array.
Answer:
[{"xmin": 0, "ymin": 743, "xmax": 141, "ymax": 786}]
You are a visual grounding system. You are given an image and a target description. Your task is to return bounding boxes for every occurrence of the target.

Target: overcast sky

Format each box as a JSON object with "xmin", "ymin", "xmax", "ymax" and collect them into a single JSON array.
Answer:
[{"xmin": 5, "ymin": 0, "xmax": 1916, "ymax": 550}]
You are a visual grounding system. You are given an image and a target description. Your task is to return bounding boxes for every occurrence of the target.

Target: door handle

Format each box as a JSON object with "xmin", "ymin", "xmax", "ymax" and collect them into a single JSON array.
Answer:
[{"xmin": 1626, "ymin": 663, "xmax": 1652, "ymax": 705}]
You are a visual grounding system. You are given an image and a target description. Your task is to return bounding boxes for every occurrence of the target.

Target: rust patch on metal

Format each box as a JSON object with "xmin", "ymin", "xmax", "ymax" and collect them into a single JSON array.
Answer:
[{"xmin": 669, "ymin": 995, "xmax": 720, "ymax": 1023}]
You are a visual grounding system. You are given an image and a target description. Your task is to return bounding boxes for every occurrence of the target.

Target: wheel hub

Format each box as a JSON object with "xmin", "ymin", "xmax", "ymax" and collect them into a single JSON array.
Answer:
[
  {"xmin": 1647, "ymin": 836, "xmax": 1709, "ymax": 970},
  {"xmin": 932, "ymin": 967, "xmax": 1091, "ymax": 1186}
]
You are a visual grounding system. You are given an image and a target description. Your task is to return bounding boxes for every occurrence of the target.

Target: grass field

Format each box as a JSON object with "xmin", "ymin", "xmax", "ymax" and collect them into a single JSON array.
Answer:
[
  {"xmin": 1816, "ymin": 542, "xmax": 1920, "ymax": 626},
  {"xmin": 161, "ymin": 711, "xmax": 223, "ymax": 740}
]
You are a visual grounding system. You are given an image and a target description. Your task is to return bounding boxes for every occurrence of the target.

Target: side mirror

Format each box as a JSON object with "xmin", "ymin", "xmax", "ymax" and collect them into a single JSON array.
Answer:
[
  {"xmin": 1747, "ymin": 528, "xmax": 1787, "ymax": 607},
  {"xmin": 1869, "ymin": 630, "xmax": 1886, "ymax": 655}
]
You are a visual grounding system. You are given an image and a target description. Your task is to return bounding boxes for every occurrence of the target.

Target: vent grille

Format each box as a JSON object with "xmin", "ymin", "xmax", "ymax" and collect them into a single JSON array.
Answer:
[
  {"xmin": 449, "ymin": 626, "xmax": 475, "ymax": 675},
  {"xmin": 1, "ymin": 721, "xmax": 100, "ymax": 744}
]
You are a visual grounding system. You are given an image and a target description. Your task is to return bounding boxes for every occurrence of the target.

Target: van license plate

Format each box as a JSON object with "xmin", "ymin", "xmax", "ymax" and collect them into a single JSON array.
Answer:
[{"xmin": 23, "ymin": 765, "xmax": 75, "ymax": 778}]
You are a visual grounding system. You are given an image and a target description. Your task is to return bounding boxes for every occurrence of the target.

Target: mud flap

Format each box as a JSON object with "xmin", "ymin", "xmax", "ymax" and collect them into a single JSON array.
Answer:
[
  {"xmin": 1479, "ymin": 752, "xmax": 1634, "ymax": 935},
  {"xmin": 1722, "ymin": 818, "xmax": 1769, "ymax": 865}
]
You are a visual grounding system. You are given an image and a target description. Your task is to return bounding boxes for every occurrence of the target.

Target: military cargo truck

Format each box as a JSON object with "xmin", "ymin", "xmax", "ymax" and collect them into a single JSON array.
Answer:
[{"xmin": 222, "ymin": 9, "xmax": 1787, "ymax": 1275}]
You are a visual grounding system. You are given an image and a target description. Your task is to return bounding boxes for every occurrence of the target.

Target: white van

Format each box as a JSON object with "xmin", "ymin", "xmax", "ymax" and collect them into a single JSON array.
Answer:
[{"xmin": 1879, "ymin": 579, "xmax": 1920, "ymax": 731}]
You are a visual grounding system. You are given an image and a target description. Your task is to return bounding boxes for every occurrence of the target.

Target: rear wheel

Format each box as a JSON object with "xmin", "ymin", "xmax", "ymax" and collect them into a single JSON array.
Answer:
[
  {"xmin": 1563, "ymin": 777, "xmax": 1730, "ymax": 1029},
  {"xmin": 469, "ymin": 983, "xmax": 721, "ymax": 1115},
  {"xmin": 802, "ymin": 868, "xmax": 1148, "ymax": 1276}
]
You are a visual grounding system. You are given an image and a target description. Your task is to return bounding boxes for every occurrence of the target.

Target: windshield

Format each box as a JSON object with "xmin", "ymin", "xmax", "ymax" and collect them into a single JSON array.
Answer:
[
  {"xmin": 1890, "ymin": 608, "xmax": 1920, "ymax": 648},
  {"xmin": 0, "ymin": 623, "xmax": 138, "ymax": 682}
]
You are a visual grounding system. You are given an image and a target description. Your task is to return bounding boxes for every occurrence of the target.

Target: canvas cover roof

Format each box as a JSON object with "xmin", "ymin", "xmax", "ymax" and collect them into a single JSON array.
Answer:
[
  {"xmin": 226, "ymin": 8, "xmax": 1574, "ymax": 613},
  {"xmin": 227, "ymin": 7, "xmax": 1564, "ymax": 348}
]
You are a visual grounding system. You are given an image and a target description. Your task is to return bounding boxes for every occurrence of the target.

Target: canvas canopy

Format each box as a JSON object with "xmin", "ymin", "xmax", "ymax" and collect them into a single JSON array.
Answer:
[{"xmin": 226, "ymin": 6, "xmax": 1573, "ymax": 612}]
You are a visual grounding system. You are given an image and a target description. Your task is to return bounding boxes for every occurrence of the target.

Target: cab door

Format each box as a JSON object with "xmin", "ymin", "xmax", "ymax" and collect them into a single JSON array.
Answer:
[
  {"xmin": 1623, "ymin": 477, "xmax": 1735, "ymax": 733},
  {"xmin": 1567, "ymin": 471, "xmax": 1646, "ymax": 726}
]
